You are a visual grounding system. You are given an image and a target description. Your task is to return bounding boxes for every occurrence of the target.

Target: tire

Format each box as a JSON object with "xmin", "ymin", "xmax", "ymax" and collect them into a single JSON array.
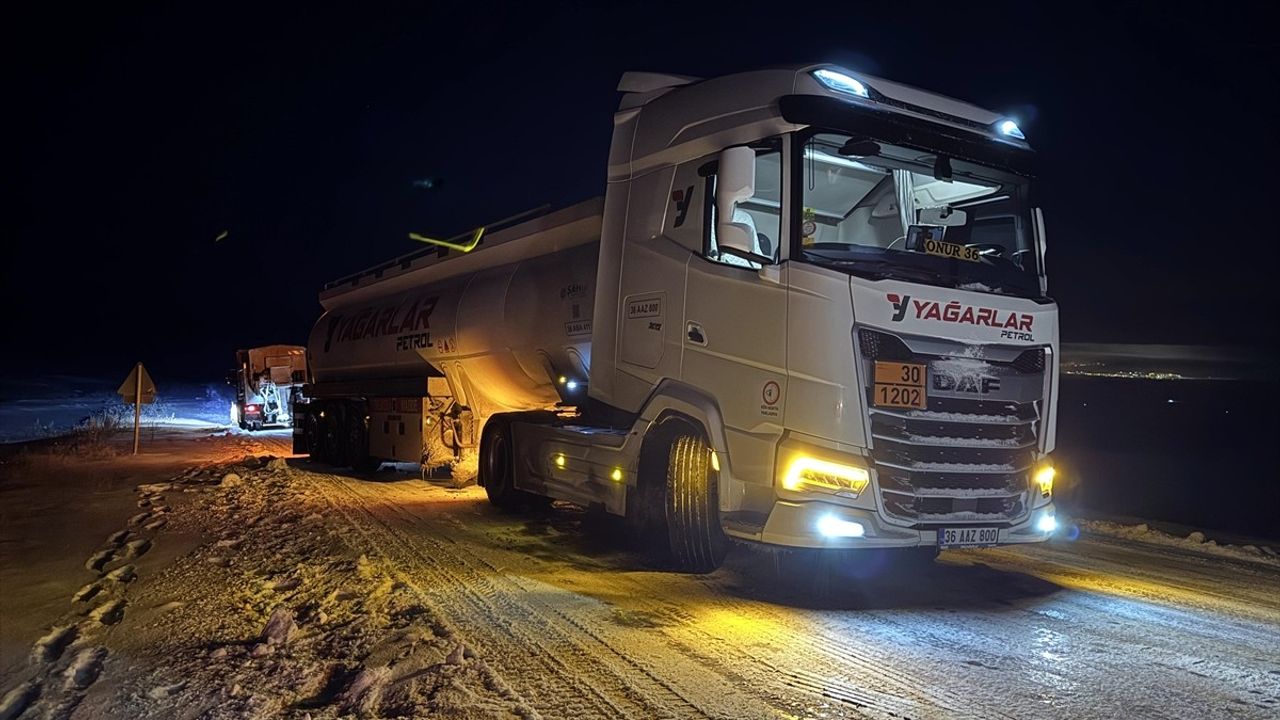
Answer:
[
  {"xmin": 345, "ymin": 411, "xmax": 380, "ymax": 472},
  {"xmin": 317, "ymin": 408, "xmax": 341, "ymax": 465},
  {"xmin": 303, "ymin": 413, "xmax": 320, "ymax": 458},
  {"xmin": 479, "ymin": 416, "xmax": 521, "ymax": 508},
  {"xmin": 664, "ymin": 433, "xmax": 729, "ymax": 573}
]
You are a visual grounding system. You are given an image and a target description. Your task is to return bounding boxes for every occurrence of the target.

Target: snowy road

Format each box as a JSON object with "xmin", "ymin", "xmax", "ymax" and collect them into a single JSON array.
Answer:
[
  {"xmin": 302, "ymin": 467, "xmax": 1280, "ymax": 720},
  {"xmin": 3, "ymin": 435, "xmax": 1277, "ymax": 719}
]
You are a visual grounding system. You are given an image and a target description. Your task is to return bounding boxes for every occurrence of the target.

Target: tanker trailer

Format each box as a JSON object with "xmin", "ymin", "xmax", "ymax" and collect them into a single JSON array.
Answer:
[{"xmin": 296, "ymin": 201, "xmax": 602, "ymax": 476}]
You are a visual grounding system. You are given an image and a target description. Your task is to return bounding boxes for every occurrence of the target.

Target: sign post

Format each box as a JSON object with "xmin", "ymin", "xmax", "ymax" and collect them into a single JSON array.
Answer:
[{"xmin": 117, "ymin": 362, "xmax": 157, "ymax": 455}]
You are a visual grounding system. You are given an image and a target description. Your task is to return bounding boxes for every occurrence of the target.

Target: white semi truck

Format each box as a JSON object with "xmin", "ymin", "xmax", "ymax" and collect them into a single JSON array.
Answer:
[
  {"xmin": 229, "ymin": 345, "xmax": 308, "ymax": 431},
  {"xmin": 296, "ymin": 64, "xmax": 1060, "ymax": 571}
]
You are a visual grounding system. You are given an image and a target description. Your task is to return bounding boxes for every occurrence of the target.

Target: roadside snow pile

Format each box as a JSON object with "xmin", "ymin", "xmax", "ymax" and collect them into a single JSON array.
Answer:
[{"xmin": 1081, "ymin": 520, "xmax": 1280, "ymax": 566}]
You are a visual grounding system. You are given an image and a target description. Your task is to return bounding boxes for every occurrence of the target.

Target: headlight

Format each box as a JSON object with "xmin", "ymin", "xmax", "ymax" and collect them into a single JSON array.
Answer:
[
  {"xmin": 1033, "ymin": 464, "xmax": 1055, "ymax": 498},
  {"xmin": 782, "ymin": 456, "xmax": 870, "ymax": 497}
]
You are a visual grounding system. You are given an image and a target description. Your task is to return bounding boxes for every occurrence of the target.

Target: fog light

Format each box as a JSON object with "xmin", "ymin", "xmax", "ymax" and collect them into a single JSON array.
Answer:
[
  {"xmin": 817, "ymin": 514, "xmax": 865, "ymax": 538},
  {"xmin": 1036, "ymin": 513, "xmax": 1058, "ymax": 534}
]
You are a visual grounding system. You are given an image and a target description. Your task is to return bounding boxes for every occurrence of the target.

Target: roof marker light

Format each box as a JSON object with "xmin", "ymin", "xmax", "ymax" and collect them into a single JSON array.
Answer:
[
  {"xmin": 812, "ymin": 69, "xmax": 870, "ymax": 99},
  {"xmin": 997, "ymin": 119, "xmax": 1026, "ymax": 140}
]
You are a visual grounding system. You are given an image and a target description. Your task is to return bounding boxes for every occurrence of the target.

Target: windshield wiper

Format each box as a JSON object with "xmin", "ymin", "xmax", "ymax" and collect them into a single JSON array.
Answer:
[{"xmin": 801, "ymin": 251, "xmax": 957, "ymax": 287}]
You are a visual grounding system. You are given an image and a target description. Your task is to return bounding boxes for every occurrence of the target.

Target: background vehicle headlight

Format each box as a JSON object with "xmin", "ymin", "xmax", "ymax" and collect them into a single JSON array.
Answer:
[{"xmin": 783, "ymin": 456, "xmax": 870, "ymax": 497}]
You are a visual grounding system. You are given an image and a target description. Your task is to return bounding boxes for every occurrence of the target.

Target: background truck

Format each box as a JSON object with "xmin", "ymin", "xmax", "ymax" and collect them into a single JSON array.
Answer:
[
  {"xmin": 295, "ymin": 63, "xmax": 1060, "ymax": 571},
  {"xmin": 229, "ymin": 345, "xmax": 308, "ymax": 431}
]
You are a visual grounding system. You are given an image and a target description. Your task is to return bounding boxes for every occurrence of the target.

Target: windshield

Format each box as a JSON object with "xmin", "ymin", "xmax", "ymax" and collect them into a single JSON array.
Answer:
[{"xmin": 798, "ymin": 132, "xmax": 1041, "ymax": 296}]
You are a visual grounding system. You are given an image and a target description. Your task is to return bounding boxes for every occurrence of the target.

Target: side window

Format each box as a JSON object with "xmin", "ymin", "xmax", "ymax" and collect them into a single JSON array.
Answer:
[{"xmin": 704, "ymin": 144, "xmax": 783, "ymax": 268}]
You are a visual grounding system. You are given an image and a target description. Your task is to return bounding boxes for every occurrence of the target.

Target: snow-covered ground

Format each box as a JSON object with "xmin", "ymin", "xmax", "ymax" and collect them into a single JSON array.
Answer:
[
  {"xmin": 0, "ymin": 376, "xmax": 232, "ymax": 444},
  {"xmin": 2, "ymin": 428, "xmax": 1278, "ymax": 719}
]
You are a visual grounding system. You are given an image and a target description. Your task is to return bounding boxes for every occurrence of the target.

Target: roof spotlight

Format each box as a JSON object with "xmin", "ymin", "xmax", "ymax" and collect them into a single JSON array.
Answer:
[
  {"xmin": 997, "ymin": 119, "xmax": 1026, "ymax": 140},
  {"xmin": 812, "ymin": 69, "xmax": 870, "ymax": 99}
]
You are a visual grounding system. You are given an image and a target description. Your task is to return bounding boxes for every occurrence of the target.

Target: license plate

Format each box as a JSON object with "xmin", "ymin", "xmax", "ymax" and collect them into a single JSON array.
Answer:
[
  {"xmin": 922, "ymin": 238, "xmax": 982, "ymax": 262},
  {"xmin": 938, "ymin": 527, "xmax": 1000, "ymax": 548},
  {"xmin": 873, "ymin": 361, "xmax": 927, "ymax": 409}
]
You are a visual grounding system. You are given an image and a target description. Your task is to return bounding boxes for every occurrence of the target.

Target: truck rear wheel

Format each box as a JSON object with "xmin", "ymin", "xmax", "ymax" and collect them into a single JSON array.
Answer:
[
  {"xmin": 665, "ymin": 434, "xmax": 729, "ymax": 573},
  {"xmin": 480, "ymin": 416, "xmax": 522, "ymax": 508}
]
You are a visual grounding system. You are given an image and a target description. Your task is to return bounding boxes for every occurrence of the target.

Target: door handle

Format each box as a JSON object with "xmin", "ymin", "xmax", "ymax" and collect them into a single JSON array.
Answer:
[{"xmin": 686, "ymin": 322, "xmax": 706, "ymax": 346}]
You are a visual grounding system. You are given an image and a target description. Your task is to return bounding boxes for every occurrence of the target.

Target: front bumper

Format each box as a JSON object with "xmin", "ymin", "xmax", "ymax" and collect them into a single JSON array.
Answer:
[{"xmin": 734, "ymin": 499, "xmax": 1057, "ymax": 550}]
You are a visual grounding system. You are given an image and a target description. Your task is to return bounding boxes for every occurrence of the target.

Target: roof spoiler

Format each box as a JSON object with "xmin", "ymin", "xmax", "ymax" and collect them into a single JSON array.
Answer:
[{"xmin": 617, "ymin": 71, "xmax": 700, "ymax": 110}]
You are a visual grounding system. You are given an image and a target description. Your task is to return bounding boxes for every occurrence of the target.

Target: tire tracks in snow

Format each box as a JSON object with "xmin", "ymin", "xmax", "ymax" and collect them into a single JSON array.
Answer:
[
  {"xmin": 315, "ymin": 471, "xmax": 1016, "ymax": 719},
  {"xmin": 315, "ymin": 471, "xmax": 733, "ymax": 720},
  {"xmin": 359, "ymin": 486, "xmax": 731, "ymax": 718}
]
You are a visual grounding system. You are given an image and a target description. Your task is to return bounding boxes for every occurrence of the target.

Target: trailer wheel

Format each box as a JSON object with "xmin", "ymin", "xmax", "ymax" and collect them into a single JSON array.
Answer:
[
  {"xmin": 479, "ymin": 416, "xmax": 525, "ymax": 509},
  {"xmin": 665, "ymin": 433, "xmax": 729, "ymax": 573},
  {"xmin": 346, "ymin": 412, "xmax": 381, "ymax": 472},
  {"xmin": 317, "ymin": 408, "xmax": 341, "ymax": 465}
]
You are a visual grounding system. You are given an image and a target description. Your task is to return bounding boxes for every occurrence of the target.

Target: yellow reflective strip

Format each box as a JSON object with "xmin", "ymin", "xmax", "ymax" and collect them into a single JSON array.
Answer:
[{"xmin": 408, "ymin": 226, "xmax": 486, "ymax": 252}]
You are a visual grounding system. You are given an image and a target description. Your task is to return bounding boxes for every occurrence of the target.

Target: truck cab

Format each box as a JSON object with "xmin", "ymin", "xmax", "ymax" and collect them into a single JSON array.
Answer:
[{"xmin": 300, "ymin": 64, "xmax": 1060, "ymax": 572}]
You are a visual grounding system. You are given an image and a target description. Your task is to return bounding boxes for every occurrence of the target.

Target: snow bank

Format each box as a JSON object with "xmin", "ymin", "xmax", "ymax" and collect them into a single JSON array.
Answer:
[{"xmin": 1081, "ymin": 520, "xmax": 1280, "ymax": 567}]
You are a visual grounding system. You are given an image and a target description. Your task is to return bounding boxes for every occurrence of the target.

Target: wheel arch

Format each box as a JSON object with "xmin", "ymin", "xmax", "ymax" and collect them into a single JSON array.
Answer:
[{"xmin": 630, "ymin": 379, "xmax": 748, "ymax": 514}]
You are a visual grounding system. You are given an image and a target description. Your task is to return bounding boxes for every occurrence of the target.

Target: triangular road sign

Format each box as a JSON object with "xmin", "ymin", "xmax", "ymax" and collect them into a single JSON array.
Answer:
[{"xmin": 117, "ymin": 363, "xmax": 157, "ymax": 404}]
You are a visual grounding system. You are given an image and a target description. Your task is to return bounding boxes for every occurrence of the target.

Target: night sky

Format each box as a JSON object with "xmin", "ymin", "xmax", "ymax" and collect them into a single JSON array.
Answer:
[{"xmin": 7, "ymin": 1, "xmax": 1277, "ymax": 382}]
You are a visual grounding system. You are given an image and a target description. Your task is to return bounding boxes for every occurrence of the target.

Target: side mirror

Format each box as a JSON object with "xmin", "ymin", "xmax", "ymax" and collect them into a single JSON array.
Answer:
[{"xmin": 715, "ymin": 146, "xmax": 763, "ymax": 262}]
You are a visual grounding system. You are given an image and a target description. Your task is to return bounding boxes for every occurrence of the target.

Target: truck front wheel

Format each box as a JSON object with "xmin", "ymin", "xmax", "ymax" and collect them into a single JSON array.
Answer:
[{"xmin": 665, "ymin": 434, "xmax": 729, "ymax": 573}]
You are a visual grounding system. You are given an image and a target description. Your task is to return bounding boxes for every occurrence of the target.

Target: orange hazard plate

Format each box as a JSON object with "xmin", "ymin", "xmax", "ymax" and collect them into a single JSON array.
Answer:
[{"xmin": 873, "ymin": 361, "xmax": 927, "ymax": 409}]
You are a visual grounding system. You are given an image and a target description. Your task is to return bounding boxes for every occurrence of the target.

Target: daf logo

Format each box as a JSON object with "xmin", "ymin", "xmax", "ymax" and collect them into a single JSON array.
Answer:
[{"xmin": 932, "ymin": 373, "xmax": 1001, "ymax": 394}]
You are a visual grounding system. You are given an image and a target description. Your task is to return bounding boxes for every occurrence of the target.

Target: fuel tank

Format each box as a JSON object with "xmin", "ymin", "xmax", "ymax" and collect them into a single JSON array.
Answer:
[{"xmin": 307, "ymin": 202, "xmax": 601, "ymax": 414}]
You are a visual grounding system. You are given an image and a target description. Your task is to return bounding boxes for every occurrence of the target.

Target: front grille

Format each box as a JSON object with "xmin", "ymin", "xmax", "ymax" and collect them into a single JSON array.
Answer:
[
  {"xmin": 1011, "ymin": 348, "xmax": 1046, "ymax": 374},
  {"xmin": 861, "ymin": 332, "xmax": 1046, "ymax": 527},
  {"xmin": 858, "ymin": 328, "xmax": 913, "ymax": 361}
]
